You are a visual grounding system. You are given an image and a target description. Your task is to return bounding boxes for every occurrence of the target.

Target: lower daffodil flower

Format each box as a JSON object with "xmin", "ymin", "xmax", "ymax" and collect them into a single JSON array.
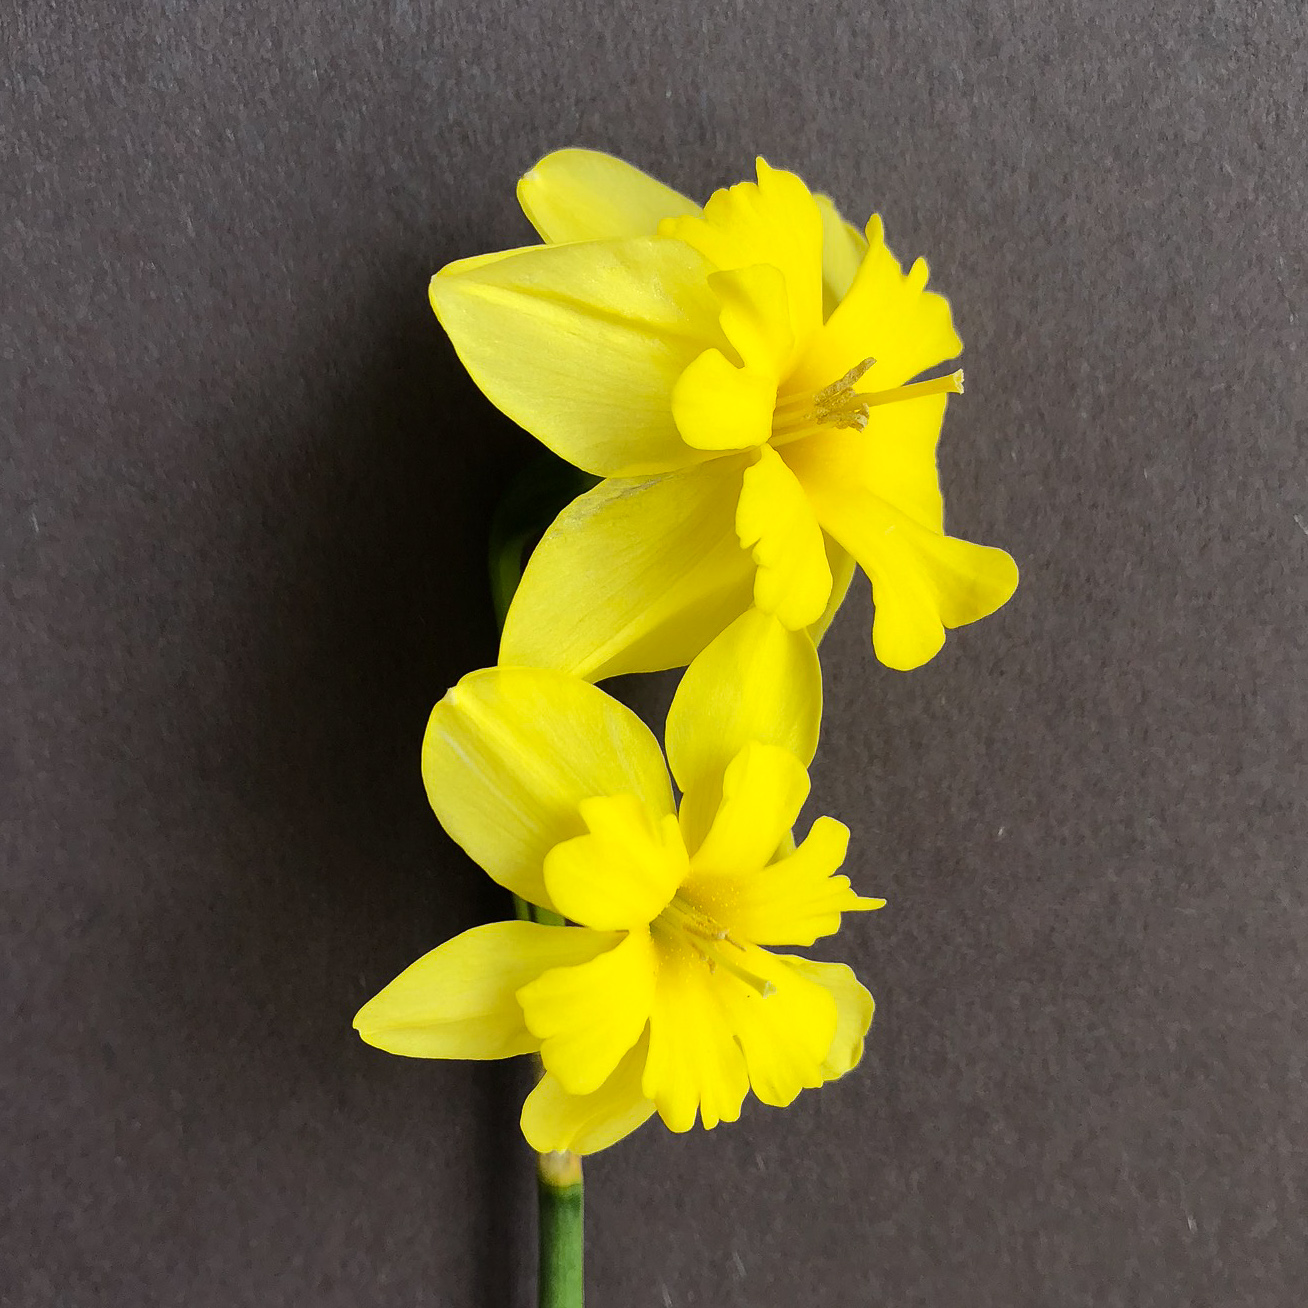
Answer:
[
  {"xmin": 431, "ymin": 149, "xmax": 1018, "ymax": 679},
  {"xmin": 354, "ymin": 610, "xmax": 882, "ymax": 1154}
]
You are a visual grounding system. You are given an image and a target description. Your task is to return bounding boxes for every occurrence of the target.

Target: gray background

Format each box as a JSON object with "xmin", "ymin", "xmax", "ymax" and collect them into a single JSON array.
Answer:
[{"xmin": 4, "ymin": 1, "xmax": 1306, "ymax": 1304}]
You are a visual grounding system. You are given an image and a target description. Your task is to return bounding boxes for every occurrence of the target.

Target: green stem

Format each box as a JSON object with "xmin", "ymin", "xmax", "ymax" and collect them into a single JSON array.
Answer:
[{"xmin": 537, "ymin": 1152, "xmax": 584, "ymax": 1308}]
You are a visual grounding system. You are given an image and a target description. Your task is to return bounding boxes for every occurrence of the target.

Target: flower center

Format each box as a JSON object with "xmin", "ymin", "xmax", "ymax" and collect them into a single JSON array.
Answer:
[
  {"xmin": 770, "ymin": 357, "xmax": 964, "ymax": 445},
  {"xmin": 656, "ymin": 894, "xmax": 776, "ymax": 997}
]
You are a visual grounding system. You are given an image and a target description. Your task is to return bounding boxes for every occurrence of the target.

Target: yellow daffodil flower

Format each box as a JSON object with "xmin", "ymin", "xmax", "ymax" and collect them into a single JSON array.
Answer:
[
  {"xmin": 355, "ymin": 610, "xmax": 881, "ymax": 1154},
  {"xmin": 431, "ymin": 149, "xmax": 1018, "ymax": 679}
]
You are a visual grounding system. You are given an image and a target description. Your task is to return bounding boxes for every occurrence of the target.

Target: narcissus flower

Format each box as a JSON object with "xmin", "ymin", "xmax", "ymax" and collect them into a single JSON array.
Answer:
[
  {"xmin": 431, "ymin": 149, "xmax": 1018, "ymax": 679},
  {"xmin": 354, "ymin": 610, "xmax": 881, "ymax": 1154}
]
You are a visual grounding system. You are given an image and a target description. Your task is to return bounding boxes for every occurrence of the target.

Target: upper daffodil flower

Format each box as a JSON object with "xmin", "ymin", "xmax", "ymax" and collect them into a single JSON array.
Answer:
[
  {"xmin": 354, "ymin": 609, "xmax": 881, "ymax": 1155},
  {"xmin": 431, "ymin": 149, "xmax": 1018, "ymax": 679}
]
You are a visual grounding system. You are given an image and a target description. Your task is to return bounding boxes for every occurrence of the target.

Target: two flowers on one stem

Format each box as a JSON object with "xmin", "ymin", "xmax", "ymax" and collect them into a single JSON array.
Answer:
[{"xmin": 354, "ymin": 150, "xmax": 1018, "ymax": 1155}]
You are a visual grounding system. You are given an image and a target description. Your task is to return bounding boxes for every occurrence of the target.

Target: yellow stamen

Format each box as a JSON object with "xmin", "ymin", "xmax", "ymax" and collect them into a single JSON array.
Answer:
[
  {"xmin": 771, "ymin": 359, "xmax": 964, "ymax": 444},
  {"xmin": 659, "ymin": 896, "xmax": 776, "ymax": 997}
]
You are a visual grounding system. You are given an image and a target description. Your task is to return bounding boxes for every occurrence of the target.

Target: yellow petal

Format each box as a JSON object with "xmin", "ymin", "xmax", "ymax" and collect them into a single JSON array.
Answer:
[
  {"xmin": 429, "ymin": 236, "xmax": 724, "ymax": 478},
  {"xmin": 789, "ymin": 214, "xmax": 962, "ymax": 396},
  {"xmin": 808, "ymin": 533, "xmax": 857, "ymax": 645},
  {"xmin": 423, "ymin": 667, "xmax": 673, "ymax": 908},
  {"xmin": 662, "ymin": 159, "xmax": 825, "ymax": 356},
  {"xmin": 518, "ymin": 149, "xmax": 701, "ymax": 244},
  {"xmin": 665, "ymin": 607, "xmax": 821, "ymax": 851},
  {"xmin": 868, "ymin": 525, "xmax": 1019, "ymax": 671},
  {"xmin": 520, "ymin": 1032, "xmax": 657, "ymax": 1155},
  {"xmin": 736, "ymin": 444, "xmax": 832, "ymax": 629},
  {"xmin": 815, "ymin": 192, "xmax": 868, "ymax": 317},
  {"xmin": 862, "ymin": 394, "xmax": 948, "ymax": 533},
  {"xmin": 642, "ymin": 931, "xmax": 750, "ymax": 1131},
  {"xmin": 671, "ymin": 348, "xmax": 775, "ymax": 452},
  {"xmin": 786, "ymin": 429, "xmax": 1018, "ymax": 672},
  {"xmin": 687, "ymin": 742, "xmax": 811, "ymax": 877},
  {"xmin": 710, "ymin": 263, "xmax": 794, "ymax": 376},
  {"xmin": 712, "ymin": 946, "xmax": 837, "ymax": 1108},
  {"xmin": 499, "ymin": 457, "xmax": 756, "ymax": 681},
  {"xmin": 353, "ymin": 921, "xmax": 618, "ymax": 1059},
  {"xmin": 782, "ymin": 958, "xmax": 875, "ymax": 1080},
  {"xmin": 687, "ymin": 816, "xmax": 881, "ymax": 947},
  {"xmin": 543, "ymin": 796, "xmax": 688, "ymax": 930},
  {"xmin": 518, "ymin": 928, "xmax": 658, "ymax": 1095}
]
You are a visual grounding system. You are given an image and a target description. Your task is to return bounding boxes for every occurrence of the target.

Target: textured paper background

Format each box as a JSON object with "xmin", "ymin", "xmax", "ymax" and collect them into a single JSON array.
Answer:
[{"xmin": 4, "ymin": 2, "xmax": 1306, "ymax": 1304}]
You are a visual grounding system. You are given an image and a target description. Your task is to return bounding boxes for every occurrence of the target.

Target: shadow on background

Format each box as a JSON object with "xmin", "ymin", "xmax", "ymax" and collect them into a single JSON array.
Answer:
[{"xmin": 103, "ymin": 264, "xmax": 540, "ymax": 1304}]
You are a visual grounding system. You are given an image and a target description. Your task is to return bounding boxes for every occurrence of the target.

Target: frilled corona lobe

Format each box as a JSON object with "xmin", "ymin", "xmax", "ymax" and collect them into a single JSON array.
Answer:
[
  {"xmin": 429, "ymin": 149, "xmax": 1018, "ymax": 680},
  {"xmin": 354, "ymin": 610, "xmax": 881, "ymax": 1154}
]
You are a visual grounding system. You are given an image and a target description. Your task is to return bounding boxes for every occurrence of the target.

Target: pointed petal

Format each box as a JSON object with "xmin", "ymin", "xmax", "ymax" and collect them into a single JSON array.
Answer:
[
  {"xmin": 499, "ymin": 458, "xmax": 755, "ymax": 681},
  {"xmin": 786, "ymin": 428, "xmax": 1018, "ymax": 672},
  {"xmin": 789, "ymin": 214, "xmax": 962, "ymax": 395},
  {"xmin": 543, "ymin": 796, "xmax": 688, "ymax": 931},
  {"xmin": 815, "ymin": 192, "xmax": 868, "ymax": 317},
  {"xmin": 688, "ymin": 742, "xmax": 811, "ymax": 878},
  {"xmin": 672, "ymin": 348, "xmax": 775, "ymax": 451},
  {"xmin": 518, "ymin": 149, "xmax": 700, "ymax": 244},
  {"xmin": 518, "ymin": 928, "xmax": 659, "ymax": 1094},
  {"xmin": 665, "ymin": 608, "xmax": 821, "ymax": 852},
  {"xmin": 782, "ymin": 958, "xmax": 875, "ymax": 1080},
  {"xmin": 662, "ymin": 159, "xmax": 825, "ymax": 355},
  {"xmin": 808, "ymin": 533, "xmax": 857, "ymax": 644},
  {"xmin": 736, "ymin": 444, "xmax": 832, "ymax": 629},
  {"xmin": 520, "ymin": 1033, "xmax": 657, "ymax": 1155},
  {"xmin": 642, "ymin": 932, "xmax": 750, "ymax": 1131},
  {"xmin": 713, "ymin": 946, "xmax": 838, "ymax": 1107},
  {"xmin": 353, "ymin": 921, "xmax": 618, "ymax": 1060},
  {"xmin": 423, "ymin": 668, "xmax": 673, "ymax": 908},
  {"xmin": 687, "ymin": 816, "xmax": 882, "ymax": 947},
  {"xmin": 429, "ymin": 236, "xmax": 723, "ymax": 477}
]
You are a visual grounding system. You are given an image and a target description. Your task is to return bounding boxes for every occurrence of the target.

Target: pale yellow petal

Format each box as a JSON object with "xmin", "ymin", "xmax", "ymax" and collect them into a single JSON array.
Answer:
[
  {"xmin": 789, "ymin": 214, "xmax": 962, "ymax": 396},
  {"xmin": 808, "ymin": 533, "xmax": 857, "ymax": 645},
  {"xmin": 518, "ymin": 928, "xmax": 658, "ymax": 1094},
  {"xmin": 665, "ymin": 607, "xmax": 821, "ymax": 852},
  {"xmin": 736, "ymin": 444, "xmax": 832, "ymax": 629},
  {"xmin": 712, "ymin": 946, "xmax": 837, "ymax": 1108},
  {"xmin": 642, "ymin": 931, "xmax": 750, "ymax": 1132},
  {"xmin": 353, "ymin": 921, "xmax": 618, "ymax": 1060},
  {"xmin": 422, "ymin": 667, "xmax": 673, "ymax": 908},
  {"xmin": 662, "ymin": 159, "xmax": 824, "ymax": 357},
  {"xmin": 685, "ymin": 816, "xmax": 882, "ymax": 947},
  {"xmin": 543, "ymin": 796, "xmax": 688, "ymax": 931},
  {"xmin": 520, "ymin": 1032, "xmax": 657, "ymax": 1155},
  {"xmin": 518, "ymin": 149, "xmax": 701, "ymax": 244},
  {"xmin": 429, "ymin": 236, "xmax": 724, "ymax": 478},
  {"xmin": 499, "ymin": 458, "xmax": 756, "ymax": 682},
  {"xmin": 671, "ymin": 348, "xmax": 775, "ymax": 452},
  {"xmin": 782, "ymin": 957, "xmax": 875, "ymax": 1081},
  {"xmin": 815, "ymin": 192, "xmax": 868, "ymax": 317},
  {"xmin": 687, "ymin": 742, "xmax": 810, "ymax": 878},
  {"xmin": 786, "ymin": 429, "xmax": 1018, "ymax": 672}
]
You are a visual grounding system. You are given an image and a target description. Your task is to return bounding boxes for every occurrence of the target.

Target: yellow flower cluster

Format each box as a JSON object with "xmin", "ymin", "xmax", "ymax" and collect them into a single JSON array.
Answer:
[{"xmin": 355, "ymin": 151, "xmax": 1018, "ymax": 1154}]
